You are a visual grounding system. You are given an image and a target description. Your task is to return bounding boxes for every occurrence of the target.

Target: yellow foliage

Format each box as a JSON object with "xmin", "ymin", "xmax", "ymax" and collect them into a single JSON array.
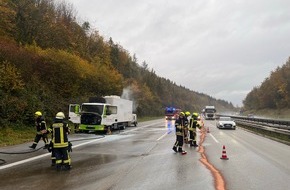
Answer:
[{"xmin": 0, "ymin": 61, "xmax": 24, "ymax": 93}]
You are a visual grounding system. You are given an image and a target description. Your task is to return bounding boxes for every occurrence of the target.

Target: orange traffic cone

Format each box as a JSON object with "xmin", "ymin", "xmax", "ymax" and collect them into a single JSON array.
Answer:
[{"xmin": 220, "ymin": 145, "xmax": 229, "ymax": 160}]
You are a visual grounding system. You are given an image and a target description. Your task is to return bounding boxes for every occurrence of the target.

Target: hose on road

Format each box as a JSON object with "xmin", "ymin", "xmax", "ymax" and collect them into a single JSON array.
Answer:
[{"xmin": 0, "ymin": 135, "xmax": 106, "ymax": 166}]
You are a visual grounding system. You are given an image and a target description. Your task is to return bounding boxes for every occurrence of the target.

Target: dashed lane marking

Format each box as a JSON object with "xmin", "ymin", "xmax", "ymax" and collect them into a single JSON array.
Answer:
[{"xmin": 209, "ymin": 133, "xmax": 220, "ymax": 143}]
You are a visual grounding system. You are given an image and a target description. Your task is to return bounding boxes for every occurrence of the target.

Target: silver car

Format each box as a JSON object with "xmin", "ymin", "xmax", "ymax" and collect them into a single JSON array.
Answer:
[{"xmin": 216, "ymin": 117, "xmax": 236, "ymax": 130}]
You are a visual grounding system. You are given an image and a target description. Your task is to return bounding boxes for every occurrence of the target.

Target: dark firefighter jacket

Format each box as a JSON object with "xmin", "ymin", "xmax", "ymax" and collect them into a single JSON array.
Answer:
[
  {"xmin": 189, "ymin": 118, "xmax": 201, "ymax": 131},
  {"xmin": 175, "ymin": 116, "xmax": 188, "ymax": 136},
  {"xmin": 50, "ymin": 119, "xmax": 70, "ymax": 148},
  {"xmin": 35, "ymin": 116, "xmax": 47, "ymax": 134}
]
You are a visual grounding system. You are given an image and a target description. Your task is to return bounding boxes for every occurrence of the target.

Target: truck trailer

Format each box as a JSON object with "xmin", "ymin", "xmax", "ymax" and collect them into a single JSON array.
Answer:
[{"xmin": 68, "ymin": 96, "xmax": 137, "ymax": 133}]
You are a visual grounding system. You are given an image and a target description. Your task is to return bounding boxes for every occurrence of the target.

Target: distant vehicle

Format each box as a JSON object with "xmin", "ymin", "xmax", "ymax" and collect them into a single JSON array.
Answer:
[
  {"xmin": 203, "ymin": 106, "xmax": 216, "ymax": 120},
  {"xmin": 216, "ymin": 116, "xmax": 236, "ymax": 130},
  {"xmin": 165, "ymin": 107, "xmax": 181, "ymax": 120},
  {"xmin": 247, "ymin": 114, "xmax": 255, "ymax": 118}
]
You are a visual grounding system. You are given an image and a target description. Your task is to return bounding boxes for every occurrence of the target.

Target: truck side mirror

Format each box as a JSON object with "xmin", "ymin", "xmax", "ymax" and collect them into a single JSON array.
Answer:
[{"xmin": 75, "ymin": 105, "xmax": 80, "ymax": 114}]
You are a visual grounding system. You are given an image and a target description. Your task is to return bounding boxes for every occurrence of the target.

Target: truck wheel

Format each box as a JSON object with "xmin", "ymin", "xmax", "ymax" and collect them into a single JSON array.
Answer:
[
  {"xmin": 74, "ymin": 124, "xmax": 79, "ymax": 133},
  {"xmin": 121, "ymin": 122, "xmax": 129, "ymax": 130}
]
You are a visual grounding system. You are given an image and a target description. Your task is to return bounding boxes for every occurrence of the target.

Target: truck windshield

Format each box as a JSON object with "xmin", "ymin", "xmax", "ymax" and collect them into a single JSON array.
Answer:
[
  {"xmin": 81, "ymin": 105, "xmax": 104, "ymax": 115},
  {"xmin": 205, "ymin": 109, "xmax": 216, "ymax": 113}
]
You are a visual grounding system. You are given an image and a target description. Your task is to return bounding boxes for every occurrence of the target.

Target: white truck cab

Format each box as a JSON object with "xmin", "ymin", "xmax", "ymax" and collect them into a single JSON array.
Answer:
[{"xmin": 68, "ymin": 96, "xmax": 137, "ymax": 133}]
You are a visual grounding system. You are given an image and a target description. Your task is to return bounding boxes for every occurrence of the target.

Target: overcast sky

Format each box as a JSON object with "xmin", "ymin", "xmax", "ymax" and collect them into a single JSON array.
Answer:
[{"xmin": 67, "ymin": 0, "xmax": 290, "ymax": 107}]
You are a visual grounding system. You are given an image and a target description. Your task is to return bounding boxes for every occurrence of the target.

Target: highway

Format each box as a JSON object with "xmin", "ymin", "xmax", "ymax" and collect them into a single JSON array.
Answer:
[{"xmin": 0, "ymin": 119, "xmax": 290, "ymax": 190}]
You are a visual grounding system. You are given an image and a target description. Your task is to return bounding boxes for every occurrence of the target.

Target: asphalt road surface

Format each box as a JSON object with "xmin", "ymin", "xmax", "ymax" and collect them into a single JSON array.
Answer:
[{"xmin": 0, "ymin": 118, "xmax": 290, "ymax": 190}]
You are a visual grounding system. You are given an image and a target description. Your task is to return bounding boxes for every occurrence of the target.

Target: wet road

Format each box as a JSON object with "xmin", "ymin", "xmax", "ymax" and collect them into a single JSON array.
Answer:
[
  {"xmin": 204, "ymin": 120, "xmax": 290, "ymax": 190},
  {"xmin": 0, "ymin": 119, "xmax": 290, "ymax": 190}
]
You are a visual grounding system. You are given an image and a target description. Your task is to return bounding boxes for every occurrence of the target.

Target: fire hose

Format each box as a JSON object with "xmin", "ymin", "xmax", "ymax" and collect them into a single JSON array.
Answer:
[{"xmin": 0, "ymin": 135, "xmax": 105, "ymax": 166}]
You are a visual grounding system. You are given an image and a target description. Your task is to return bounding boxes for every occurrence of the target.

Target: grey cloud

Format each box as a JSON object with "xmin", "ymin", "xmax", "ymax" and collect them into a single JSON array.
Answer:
[{"xmin": 69, "ymin": 0, "xmax": 290, "ymax": 106}]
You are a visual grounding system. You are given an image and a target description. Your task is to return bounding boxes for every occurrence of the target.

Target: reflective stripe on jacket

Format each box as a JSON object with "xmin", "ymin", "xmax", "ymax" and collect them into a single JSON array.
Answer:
[
  {"xmin": 175, "ymin": 117, "xmax": 187, "ymax": 136},
  {"xmin": 189, "ymin": 118, "xmax": 200, "ymax": 131},
  {"xmin": 52, "ymin": 121, "xmax": 69, "ymax": 148}
]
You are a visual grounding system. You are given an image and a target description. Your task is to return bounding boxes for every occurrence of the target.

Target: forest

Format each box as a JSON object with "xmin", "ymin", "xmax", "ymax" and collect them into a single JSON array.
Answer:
[
  {"xmin": 243, "ymin": 58, "xmax": 290, "ymax": 111},
  {"xmin": 0, "ymin": 0, "xmax": 236, "ymax": 127}
]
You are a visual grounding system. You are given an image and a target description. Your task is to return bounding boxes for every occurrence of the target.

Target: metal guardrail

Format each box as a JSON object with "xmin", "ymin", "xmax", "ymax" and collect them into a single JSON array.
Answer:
[
  {"xmin": 218, "ymin": 115, "xmax": 290, "ymax": 129},
  {"xmin": 217, "ymin": 115, "xmax": 290, "ymax": 145}
]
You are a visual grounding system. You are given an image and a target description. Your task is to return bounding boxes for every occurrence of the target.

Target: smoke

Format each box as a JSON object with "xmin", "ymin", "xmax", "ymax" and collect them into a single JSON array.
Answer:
[
  {"xmin": 121, "ymin": 86, "xmax": 132, "ymax": 99},
  {"xmin": 121, "ymin": 86, "xmax": 138, "ymax": 112}
]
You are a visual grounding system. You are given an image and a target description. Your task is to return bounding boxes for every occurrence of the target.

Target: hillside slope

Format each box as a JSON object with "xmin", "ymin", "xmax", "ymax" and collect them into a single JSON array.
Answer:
[{"xmin": 0, "ymin": 0, "xmax": 236, "ymax": 126}]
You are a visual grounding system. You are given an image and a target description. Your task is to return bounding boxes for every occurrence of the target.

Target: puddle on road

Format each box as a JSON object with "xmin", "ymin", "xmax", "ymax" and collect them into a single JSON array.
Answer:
[{"xmin": 74, "ymin": 153, "xmax": 117, "ymax": 167}]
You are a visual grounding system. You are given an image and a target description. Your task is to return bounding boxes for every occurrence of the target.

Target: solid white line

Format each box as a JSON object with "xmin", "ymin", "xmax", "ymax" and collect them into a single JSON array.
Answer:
[
  {"xmin": 0, "ymin": 152, "xmax": 50, "ymax": 170},
  {"xmin": 157, "ymin": 132, "xmax": 168, "ymax": 141},
  {"xmin": 209, "ymin": 133, "xmax": 219, "ymax": 143},
  {"xmin": 0, "ymin": 137, "xmax": 105, "ymax": 170},
  {"xmin": 69, "ymin": 137, "xmax": 106, "ymax": 148},
  {"xmin": 0, "ymin": 121, "xmax": 163, "ymax": 170}
]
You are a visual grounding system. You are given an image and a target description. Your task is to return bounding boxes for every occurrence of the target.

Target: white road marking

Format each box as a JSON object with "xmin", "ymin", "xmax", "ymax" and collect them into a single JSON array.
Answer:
[
  {"xmin": 0, "ymin": 137, "xmax": 105, "ymax": 170},
  {"xmin": 0, "ymin": 152, "xmax": 50, "ymax": 170},
  {"xmin": 0, "ymin": 121, "xmax": 163, "ymax": 170},
  {"xmin": 157, "ymin": 132, "xmax": 168, "ymax": 141},
  {"xmin": 209, "ymin": 133, "xmax": 219, "ymax": 143}
]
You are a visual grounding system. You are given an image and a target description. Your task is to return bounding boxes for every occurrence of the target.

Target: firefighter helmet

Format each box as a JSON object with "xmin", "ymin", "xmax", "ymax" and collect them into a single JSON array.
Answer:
[
  {"xmin": 35, "ymin": 111, "xmax": 42, "ymax": 117},
  {"xmin": 192, "ymin": 112, "xmax": 199, "ymax": 119},
  {"xmin": 55, "ymin": 112, "xmax": 65, "ymax": 119},
  {"xmin": 185, "ymin": 111, "xmax": 191, "ymax": 116},
  {"xmin": 179, "ymin": 112, "xmax": 185, "ymax": 116}
]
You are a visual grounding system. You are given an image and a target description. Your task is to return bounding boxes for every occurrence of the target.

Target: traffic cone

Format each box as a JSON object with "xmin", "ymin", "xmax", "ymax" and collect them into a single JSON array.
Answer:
[{"xmin": 220, "ymin": 145, "xmax": 229, "ymax": 160}]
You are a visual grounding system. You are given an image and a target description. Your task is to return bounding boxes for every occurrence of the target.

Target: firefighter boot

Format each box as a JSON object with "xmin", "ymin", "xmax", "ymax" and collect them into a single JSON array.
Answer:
[
  {"xmin": 193, "ymin": 141, "xmax": 198, "ymax": 147},
  {"xmin": 51, "ymin": 159, "xmax": 56, "ymax": 167},
  {"xmin": 63, "ymin": 164, "xmax": 72, "ymax": 171},
  {"xmin": 189, "ymin": 141, "xmax": 194, "ymax": 147},
  {"xmin": 178, "ymin": 147, "xmax": 187, "ymax": 155},
  {"xmin": 56, "ymin": 164, "xmax": 62, "ymax": 171},
  {"xmin": 172, "ymin": 146, "xmax": 177, "ymax": 153},
  {"xmin": 43, "ymin": 144, "xmax": 49, "ymax": 149},
  {"xmin": 29, "ymin": 144, "xmax": 36, "ymax": 149},
  {"xmin": 181, "ymin": 150, "xmax": 187, "ymax": 155}
]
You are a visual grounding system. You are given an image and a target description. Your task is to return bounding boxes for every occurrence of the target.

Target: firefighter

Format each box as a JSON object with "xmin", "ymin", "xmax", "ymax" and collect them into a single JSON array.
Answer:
[
  {"xmin": 188, "ymin": 112, "xmax": 201, "ymax": 147},
  {"xmin": 47, "ymin": 140, "xmax": 56, "ymax": 167},
  {"xmin": 184, "ymin": 111, "xmax": 191, "ymax": 144},
  {"xmin": 51, "ymin": 112, "xmax": 72, "ymax": 171},
  {"xmin": 172, "ymin": 112, "xmax": 187, "ymax": 154},
  {"xmin": 29, "ymin": 111, "xmax": 49, "ymax": 149},
  {"xmin": 47, "ymin": 127, "xmax": 55, "ymax": 167}
]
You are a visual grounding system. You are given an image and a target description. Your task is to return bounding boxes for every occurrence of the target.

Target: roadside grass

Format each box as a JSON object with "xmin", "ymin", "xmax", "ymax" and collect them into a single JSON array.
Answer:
[
  {"xmin": 0, "ymin": 126, "xmax": 35, "ymax": 147},
  {"xmin": 0, "ymin": 116, "xmax": 164, "ymax": 147}
]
